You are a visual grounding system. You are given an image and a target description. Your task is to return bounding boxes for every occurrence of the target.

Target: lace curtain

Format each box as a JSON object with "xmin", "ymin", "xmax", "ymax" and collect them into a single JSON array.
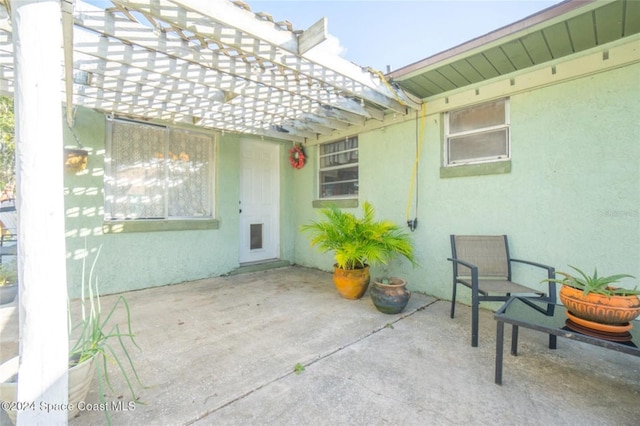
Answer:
[
  {"xmin": 168, "ymin": 129, "xmax": 212, "ymax": 217},
  {"xmin": 105, "ymin": 120, "xmax": 213, "ymax": 220}
]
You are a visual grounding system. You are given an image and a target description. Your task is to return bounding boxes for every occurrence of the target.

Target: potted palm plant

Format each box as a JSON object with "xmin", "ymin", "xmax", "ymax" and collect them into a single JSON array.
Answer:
[
  {"xmin": 545, "ymin": 265, "xmax": 640, "ymax": 333},
  {"xmin": 301, "ymin": 202, "xmax": 416, "ymax": 300}
]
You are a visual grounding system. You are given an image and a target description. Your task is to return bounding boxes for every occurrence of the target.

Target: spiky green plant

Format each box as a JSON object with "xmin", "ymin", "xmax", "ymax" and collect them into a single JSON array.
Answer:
[
  {"xmin": 69, "ymin": 244, "xmax": 144, "ymax": 424},
  {"xmin": 300, "ymin": 202, "xmax": 417, "ymax": 270},
  {"xmin": 545, "ymin": 265, "xmax": 639, "ymax": 297}
]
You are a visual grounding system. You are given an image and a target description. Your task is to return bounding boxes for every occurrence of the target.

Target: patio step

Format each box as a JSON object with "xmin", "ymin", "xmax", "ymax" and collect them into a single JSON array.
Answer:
[{"xmin": 231, "ymin": 259, "xmax": 291, "ymax": 275}]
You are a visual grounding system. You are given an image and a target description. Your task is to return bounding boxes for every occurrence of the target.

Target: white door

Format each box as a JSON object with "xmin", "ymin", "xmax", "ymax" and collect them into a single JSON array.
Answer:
[{"xmin": 239, "ymin": 138, "xmax": 280, "ymax": 263}]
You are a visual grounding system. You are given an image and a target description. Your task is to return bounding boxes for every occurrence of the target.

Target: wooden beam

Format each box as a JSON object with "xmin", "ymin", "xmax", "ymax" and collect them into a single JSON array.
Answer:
[
  {"xmin": 298, "ymin": 17, "xmax": 327, "ymax": 55},
  {"xmin": 73, "ymin": 6, "xmax": 380, "ymax": 120},
  {"xmin": 11, "ymin": 0, "xmax": 68, "ymax": 423},
  {"xmin": 71, "ymin": 28, "xmax": 370, "ymax": 126},
  {"xmin": 62, "ymin": 0, "xmax": 75, "ymax": 127},
  {"xmin": 112, "ymin": 0, "xmax": 419, "ymax": 112}
]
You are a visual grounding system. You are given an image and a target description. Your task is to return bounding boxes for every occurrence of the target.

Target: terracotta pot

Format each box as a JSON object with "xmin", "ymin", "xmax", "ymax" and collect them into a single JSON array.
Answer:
[
  {"xmin": 332, "ymin": 265, "xmax": 370, "ymax": 299},
  {"xmin": 370, "ymin": 277, "xmax": 411, "ymax": 314},
  {"xmin": 560, "ymin": 285, "xmax": 640, "ymax": 325}
]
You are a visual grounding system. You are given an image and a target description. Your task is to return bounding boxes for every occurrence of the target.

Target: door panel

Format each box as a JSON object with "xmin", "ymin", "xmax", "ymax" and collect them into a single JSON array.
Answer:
[{"xmin": 239, "ymin": 139, "xmax": 280, "ymax": 263}]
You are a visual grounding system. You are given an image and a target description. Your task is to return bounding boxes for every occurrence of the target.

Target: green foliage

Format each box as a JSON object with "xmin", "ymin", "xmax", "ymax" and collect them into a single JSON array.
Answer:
[
  {"xmin": 300, "ymin": 202, "xmax": 417, "ymax": 270},
  {"xmin": 294, "ymin": 363, "xmax": 305, "ymax": 374},
  {"xmin": 0, "ymin": 96, "xmax": 15, "ymax": 195},
  {"xmin": 545, "ymin": 265, "xmax": 639, "ymax": 297},
  {"xmin": 69, "ymin": 245, "xmax": 144, "ymax": 424},
  {"xmin": 0, "ymin": 260, "xmax": 17, "ymax": 286}
]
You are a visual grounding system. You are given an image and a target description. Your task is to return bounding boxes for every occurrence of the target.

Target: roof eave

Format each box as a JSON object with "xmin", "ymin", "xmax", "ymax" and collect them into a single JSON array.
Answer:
[{"xmin": 387, "ymin": 0, "xmax": 601, "ymax": 81}]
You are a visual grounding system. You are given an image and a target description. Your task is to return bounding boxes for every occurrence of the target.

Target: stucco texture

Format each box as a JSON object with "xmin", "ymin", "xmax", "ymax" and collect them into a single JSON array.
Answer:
[
  {"xmin": 294, "ymin": 63, "xmax": 640, "ymax": 304},
  {"xmin": 63, "ymin": 108, "xmax": 294, "ymax": 297},
  {"xmin": 61, "ymin": 63, "xmax": 639, "ymax": 302}
]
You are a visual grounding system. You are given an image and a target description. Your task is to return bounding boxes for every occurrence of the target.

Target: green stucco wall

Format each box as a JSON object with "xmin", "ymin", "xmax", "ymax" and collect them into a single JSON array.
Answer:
[
  {"xmin": 63, "ymin": 62, "xmax": 639, "ymax": 303},
  {"xmin": 63, "ymin": 107, "xmax": 295, "ymax": 298},
  {"xmin": 294, "ymin": 62, "xmax": 640, "ymax": 304}
]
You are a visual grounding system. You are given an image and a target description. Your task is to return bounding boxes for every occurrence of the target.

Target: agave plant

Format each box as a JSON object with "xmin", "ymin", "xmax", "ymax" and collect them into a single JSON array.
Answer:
[
  {"xmin": 300, "ymin": 202, "xmax": 416, "ymax": 270},
  {"xmin": 546, "ymin": 265, "xmax": 640, "ymax": 297}
]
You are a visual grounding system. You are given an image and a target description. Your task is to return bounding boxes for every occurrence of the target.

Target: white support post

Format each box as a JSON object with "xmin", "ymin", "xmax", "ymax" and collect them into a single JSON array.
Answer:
[{"xmin": 12, "ymin": 0, "xmax": 69, "ymax": 424}]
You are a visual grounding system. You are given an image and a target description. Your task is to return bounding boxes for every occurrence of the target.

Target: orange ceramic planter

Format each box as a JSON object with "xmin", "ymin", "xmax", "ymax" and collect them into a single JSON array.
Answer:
[
  {"xmin": 333, "ymin": 265, "xmax": 370, "ymax": 299},
  {"xmin": 559, "ymin": 285, "xmax": 640, "ymax": 325}
]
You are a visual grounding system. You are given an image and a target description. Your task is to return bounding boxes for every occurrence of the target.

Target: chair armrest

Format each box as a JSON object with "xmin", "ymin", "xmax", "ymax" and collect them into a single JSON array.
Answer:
[
  {"xmin": 447, "ymin": 257, "xmax": 479, "ymax": 272},
  {"xmin": 510, "ymin": 258, "xmax": 556, "ymax": 302},
  {"xmin": 447, "ymin": 258, "xmax": 480, "ymax": 291},
  {"xmin": 510, "ymin": 258, "xmax": 554, "ymax": 273}
]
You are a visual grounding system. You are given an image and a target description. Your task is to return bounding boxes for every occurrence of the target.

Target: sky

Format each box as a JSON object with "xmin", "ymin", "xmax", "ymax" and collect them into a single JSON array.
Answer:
[{"xmin": 245, "ymin": 0, "xmax": 563, "ymax": 72}]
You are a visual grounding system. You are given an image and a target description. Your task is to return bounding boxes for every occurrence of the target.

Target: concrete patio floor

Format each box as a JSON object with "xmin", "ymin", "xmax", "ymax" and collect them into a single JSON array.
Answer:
[{"xmin": 1, "ymin": 265, "xmax": 639, "ymax": 425}]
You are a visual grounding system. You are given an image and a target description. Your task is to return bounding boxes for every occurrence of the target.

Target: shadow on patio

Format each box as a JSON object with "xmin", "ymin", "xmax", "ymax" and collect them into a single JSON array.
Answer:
[{"xmin": 1, "ymin": 266, "xmax": 639, "ymax": 425}]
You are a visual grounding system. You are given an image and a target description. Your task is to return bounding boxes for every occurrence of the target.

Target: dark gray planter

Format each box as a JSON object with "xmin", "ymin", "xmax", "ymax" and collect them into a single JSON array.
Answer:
[
  {"xmin": 370, "ymin": 277, "xmax": 411, "ymax": 314},
  {"xmin": 0, "ymin": 283, "xmax": 17, "ymax": 305}
]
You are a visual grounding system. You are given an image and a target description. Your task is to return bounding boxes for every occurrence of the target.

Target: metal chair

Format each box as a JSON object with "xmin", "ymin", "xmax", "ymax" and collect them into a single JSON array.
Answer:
[
  {"xmin": 448, "ymin": 235, "xmax": 556, "ymax": 347},
  {"xmin": 0, "ymin": 233, "xmax": 17, "ymax": 264},
  {"xmin": 0, "ymin": 202, "xmax": 17, "ymax": 264}
]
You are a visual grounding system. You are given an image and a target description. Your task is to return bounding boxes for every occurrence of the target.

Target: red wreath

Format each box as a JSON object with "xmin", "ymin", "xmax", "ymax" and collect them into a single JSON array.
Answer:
[{"xmin": 288, "ymin": 143, "xmax": 306, "ymax": 169}]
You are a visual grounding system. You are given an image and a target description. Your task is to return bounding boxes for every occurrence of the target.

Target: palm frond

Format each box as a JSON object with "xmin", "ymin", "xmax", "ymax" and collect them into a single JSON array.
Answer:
[{"xmin": 301, "ymin": 202, "xmax": 417, "ymax": 270}]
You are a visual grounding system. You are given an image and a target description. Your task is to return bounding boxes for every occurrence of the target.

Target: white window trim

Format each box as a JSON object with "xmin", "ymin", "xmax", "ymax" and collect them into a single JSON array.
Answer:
[
  {"xmin": 444, "ymin": 98, "xmax": 511, "ymax": 167},
  {"xmin": 317, "ymin": 137, "xmax": 359, "ymax": 200}
]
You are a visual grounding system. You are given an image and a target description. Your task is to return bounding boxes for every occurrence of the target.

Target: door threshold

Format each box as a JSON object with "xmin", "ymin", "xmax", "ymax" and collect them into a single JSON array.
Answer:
[{"xmin": 231, "ymin": 259, "xmax": 291, "ymax": 275}]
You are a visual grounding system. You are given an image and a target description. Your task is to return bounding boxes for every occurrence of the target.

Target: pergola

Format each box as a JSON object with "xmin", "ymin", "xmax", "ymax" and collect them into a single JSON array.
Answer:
[
  {"xmin": 0, "ymin": 1, "xmax": 423, "ymax": 423},
  {"xmin": 0, "ymin": 0, "xmax": 421, "ymax": 142}
]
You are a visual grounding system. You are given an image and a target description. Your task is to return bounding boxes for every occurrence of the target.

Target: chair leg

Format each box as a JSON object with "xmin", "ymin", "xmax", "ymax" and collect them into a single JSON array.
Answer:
[{"xmin": 450, "ymin": 282, "xmax": 457, "ymax": 318}]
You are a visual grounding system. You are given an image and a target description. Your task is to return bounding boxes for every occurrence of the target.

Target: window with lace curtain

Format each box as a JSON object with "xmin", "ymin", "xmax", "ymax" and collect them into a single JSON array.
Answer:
[
  {"xmin": 104, "ymin": 117, "xmax": 214, "ymax": 221},
  {"xmin": 318, "ymin": 136, "xmax": 358, "ymax": 199}
]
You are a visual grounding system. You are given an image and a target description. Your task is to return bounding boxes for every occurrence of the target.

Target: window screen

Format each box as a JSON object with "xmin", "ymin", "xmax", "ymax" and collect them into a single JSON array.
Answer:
[
  {"xmin": 318, "ymin": 137, "xmax": 358, "ymax": 199},
  {"xmin": 445, "ymin": 99, "xmax": 509, "ymax": 166}
]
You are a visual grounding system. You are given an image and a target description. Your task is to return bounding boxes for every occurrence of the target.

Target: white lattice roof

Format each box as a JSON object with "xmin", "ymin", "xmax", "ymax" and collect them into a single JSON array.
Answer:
[{"xmin": 0, "ymin": 0, "xmax": 421, "ymax": 142}]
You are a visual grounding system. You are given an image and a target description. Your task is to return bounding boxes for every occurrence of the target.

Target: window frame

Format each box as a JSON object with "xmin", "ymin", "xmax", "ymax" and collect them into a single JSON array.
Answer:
[
  {"xmin": 104, "ymin": 116, "xmax": 215, "ymax": 223},
  {"xmin": 317, "ymin": 136, "xmax": 359, "ymax": 200},
  {"xmin": 444, "ymin": 98, "xmax": 510, "ymax": 167}
]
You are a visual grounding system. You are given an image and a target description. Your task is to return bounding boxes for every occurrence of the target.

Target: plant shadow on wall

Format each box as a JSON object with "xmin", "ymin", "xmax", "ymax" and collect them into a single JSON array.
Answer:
[
  {"xmin": 300, "ymin": 201, "xmax": 417, "ymax": 303},
  {"xmin": 0, "ymin": 245, "xmax": 145, "ymax": 425}
]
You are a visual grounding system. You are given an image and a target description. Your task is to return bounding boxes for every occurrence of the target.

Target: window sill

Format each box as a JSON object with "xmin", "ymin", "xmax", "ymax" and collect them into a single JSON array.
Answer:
[
  {"xmin": 440, "ymin": 160, "xmax": 511, "ymax": 178},
  {"xmin": 312, "ymin": 199, "xmax": 359, "ymax": 209},
  {"xmin": 102, "ymin": 219, "xmax": 219, "ymax": 234}
]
